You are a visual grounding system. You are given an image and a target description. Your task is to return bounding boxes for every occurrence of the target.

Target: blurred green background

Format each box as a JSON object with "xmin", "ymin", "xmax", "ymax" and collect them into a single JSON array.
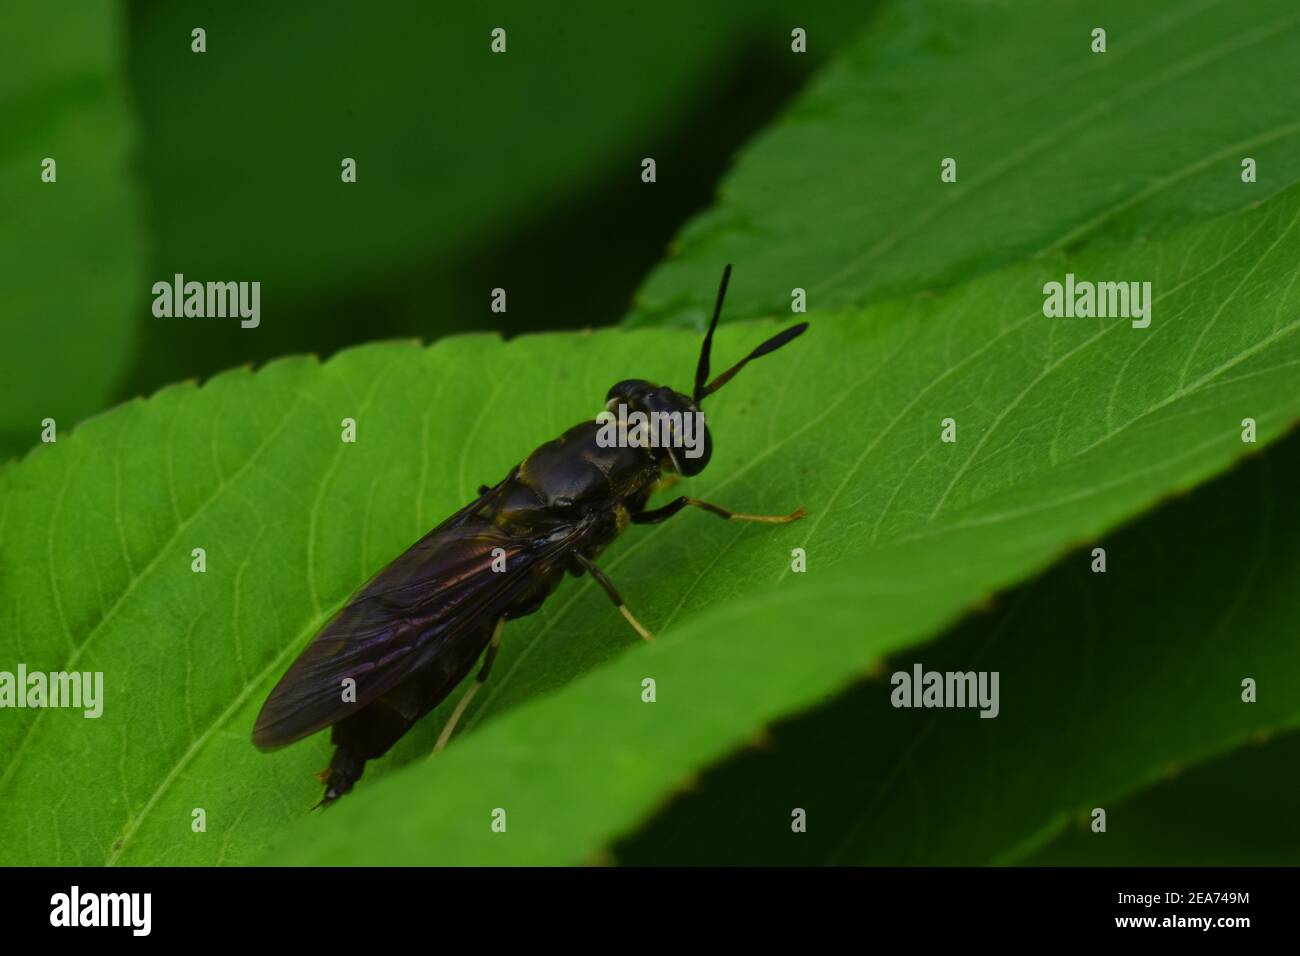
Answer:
[
  {"xmin": 1, "ymin": 0, "xmax": 880, "ymax": 460},
  {"xmin": 122, "ymin": 0, "xmax": 878, "ymax": 412}
]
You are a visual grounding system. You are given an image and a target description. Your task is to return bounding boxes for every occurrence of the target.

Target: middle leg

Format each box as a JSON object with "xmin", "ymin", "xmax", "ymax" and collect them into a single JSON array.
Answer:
[{"xmin": 572, "ymin": 553, "xmax": 655, "ymax": 642}]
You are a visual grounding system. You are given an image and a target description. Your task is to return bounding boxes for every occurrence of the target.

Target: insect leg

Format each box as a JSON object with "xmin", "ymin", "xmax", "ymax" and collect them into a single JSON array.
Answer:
[
  {"xmin": 572, "ymin": 553, "xmax": 655, "ymax": 642},
  {"xmin": 634, "ymin": 496, "xmax": 806, "ymax": 525},
  {"xmin": 685, "ymin": 498, "xmax": 807, "ymax": 523},
  {"xmin": 630, "ymin": 496, "xmax": 689, "ymax": 525},
  {"xmin": 431, "ymin": 617, "xmax": 505, "ymax": 755}
]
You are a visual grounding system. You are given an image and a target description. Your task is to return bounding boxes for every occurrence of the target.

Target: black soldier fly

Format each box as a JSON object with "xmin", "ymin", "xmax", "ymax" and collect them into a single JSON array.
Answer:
[{"xmin": 252, "ymin": 265, "xmax": 809, "ymax": 806}]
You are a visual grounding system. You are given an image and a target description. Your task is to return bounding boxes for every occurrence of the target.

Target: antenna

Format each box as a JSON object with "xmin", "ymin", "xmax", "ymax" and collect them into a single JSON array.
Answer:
[
  {"xmin": 698, "ymin": 322, "xmax": 809, "ymax": 399},
  {"xmin": 693, "ymin": 264, "xmax": 732, "ymax": 402}
]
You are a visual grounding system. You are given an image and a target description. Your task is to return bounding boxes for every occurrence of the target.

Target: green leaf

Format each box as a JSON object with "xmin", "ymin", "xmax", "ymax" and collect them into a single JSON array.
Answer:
[
  {"xmin": 4, "ymin": 179, "xmax": 1299, "ymax": 866},
  {"xmin": 0, "ymin": 1, "xmax": 146, "ymax": 459},
  {"xmin": 614, "ymin": 429, "xmax": 1300, "ymax": 864},
  {"xmin": 629, "ymin": 0, "xmax": 1300, "ymax": 328}
]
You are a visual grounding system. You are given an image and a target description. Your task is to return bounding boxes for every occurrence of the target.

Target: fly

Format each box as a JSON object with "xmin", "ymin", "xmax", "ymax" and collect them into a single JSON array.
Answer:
[{"xmin": 251, "ymin": 265, "xmax": 809, "ymax": 806}]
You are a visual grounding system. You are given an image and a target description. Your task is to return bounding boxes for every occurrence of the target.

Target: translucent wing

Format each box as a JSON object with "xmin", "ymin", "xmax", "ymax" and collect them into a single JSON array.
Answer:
[{"xmin": 252, "ymin": 499, "xmax": 583, "ymax": 751}]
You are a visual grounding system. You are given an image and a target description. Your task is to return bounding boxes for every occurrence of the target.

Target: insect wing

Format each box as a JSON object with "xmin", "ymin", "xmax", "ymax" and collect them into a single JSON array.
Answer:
[{"xmin": 252, "ymin": 513, "xmax": 578, "ymax": 750}]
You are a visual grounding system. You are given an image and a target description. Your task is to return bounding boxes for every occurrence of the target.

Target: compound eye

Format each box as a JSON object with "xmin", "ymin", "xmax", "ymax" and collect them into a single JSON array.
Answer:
[
  {"xmin": 678, "ymin": 425, "xmax": 712, "ymax": 476},
  {"xmin": 605, "ymin": 378, "xmax": 652, "ymax": 405}
]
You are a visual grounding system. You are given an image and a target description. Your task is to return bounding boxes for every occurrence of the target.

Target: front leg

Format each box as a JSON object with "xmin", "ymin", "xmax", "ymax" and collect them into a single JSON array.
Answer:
[{"xmin": 632, "ymin": 496, "xmax": 806, "ymax": 525}]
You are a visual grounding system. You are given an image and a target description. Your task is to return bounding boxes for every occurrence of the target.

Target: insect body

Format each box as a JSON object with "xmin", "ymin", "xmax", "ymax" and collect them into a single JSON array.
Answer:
[{"xmin": 251, "ymin": 266, "xmax": 808, "ymax": 805}]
